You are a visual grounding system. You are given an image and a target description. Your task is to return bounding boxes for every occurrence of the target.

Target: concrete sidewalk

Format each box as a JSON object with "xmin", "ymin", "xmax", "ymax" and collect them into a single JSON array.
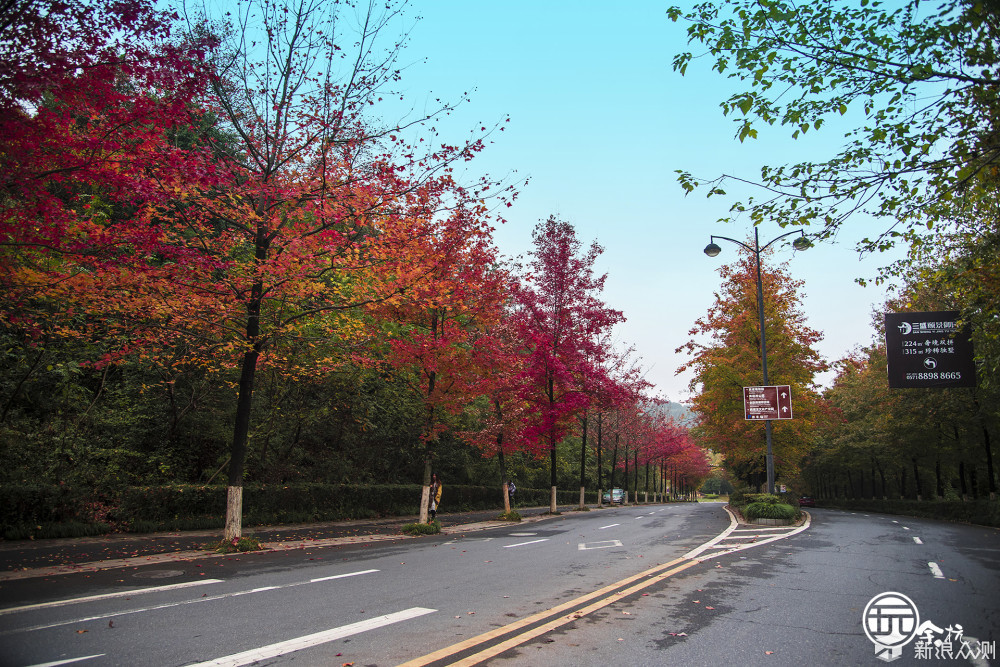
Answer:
[{"xmin": 0, "ymin": 505, "xmax": 594, "ymax": 581}]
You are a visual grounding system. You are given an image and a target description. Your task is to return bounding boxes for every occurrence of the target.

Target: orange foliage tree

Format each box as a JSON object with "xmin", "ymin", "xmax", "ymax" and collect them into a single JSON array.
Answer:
[{"xmin": 678, "ymin": 243, "xmax": 831, "ymax": 490}]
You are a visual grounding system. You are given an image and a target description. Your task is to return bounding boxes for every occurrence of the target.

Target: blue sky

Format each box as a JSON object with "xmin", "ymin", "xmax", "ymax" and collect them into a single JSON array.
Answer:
[{"xmin": 385, "ymin": 1, "xmax": 901, "ymax": 401}]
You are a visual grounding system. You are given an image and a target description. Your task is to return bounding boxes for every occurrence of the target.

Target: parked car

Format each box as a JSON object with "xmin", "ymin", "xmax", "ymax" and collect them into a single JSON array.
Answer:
[
  {"xmin": 602, "ymin": 488, "xmax": 625, "ymax": 504},
  {"xmin": 798, "ymin": 496, "xmax": 816, "ymax": 507}
]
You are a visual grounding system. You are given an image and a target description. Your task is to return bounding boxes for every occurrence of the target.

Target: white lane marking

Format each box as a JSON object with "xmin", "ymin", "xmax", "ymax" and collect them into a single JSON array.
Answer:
[
  {"xmin": 0, "ymin": 579, "xmax": 223, "ymax": 616},
  {"xmin": 503, "ymin": 539, "xmax": 548, "ymax": 548},
  {"xmin": 928, "ymin": 562, "xmax": 945, "ymax": 579},
  {"xmin": 686, "ymin": 508, "xmax": 811, "ymax": 561},
  {"xmin": 508, "ymin": 532, "xmax": 537, "ymax": 537},
  {"xmin": 903, "ymin": 526, "xmax": 910, "ymax": 531},
  {"xmin": 578, "ymin": 540, "xmax": 623, "ymax": 551},
  {"xmin": 634, "ymin": 516, "xmax": 645, "ymax": 520},
  {"xmin": 892, "ymin": 520, "xmax": 899, "ymax": 523},
  {"xmin": 913, "ymin": 537, "xmax": 923, "ymax": 545},
  {"xmin": 311, "ymin": 569, "xmax": 379, "ymax": 583},
  {"xmin": 189, "ymin": 607, "xmax": 436, "ymax": 667},
  {"xmin": 598, "ymin": 524, "xmax": 620, "ymax": 530},
  {"xmin": 3, "ymin": 570, "xmax": 379, "ymax": 635},
  {"xmin": 26, "ymin": 656, "xmax": 104, "ymax": 667}
]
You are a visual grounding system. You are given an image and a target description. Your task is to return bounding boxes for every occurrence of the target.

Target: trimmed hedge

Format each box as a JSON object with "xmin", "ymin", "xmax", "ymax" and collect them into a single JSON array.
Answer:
[
  {"xmin": 0, "ymin": 483, "xmax": 602, "ymax": 539},
  {"xmin": 815, "ymin": 498, "xmax": 1000, "ymax": 528},
  {"xmin": 742, "ymin": 501, "xmax": 800, "ymax": 521}
]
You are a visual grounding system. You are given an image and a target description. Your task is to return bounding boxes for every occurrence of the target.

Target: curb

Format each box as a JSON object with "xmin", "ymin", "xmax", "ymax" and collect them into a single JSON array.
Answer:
[{"xmin": 0, "ymin": 512, "xmax": 557, "ymax": 582}]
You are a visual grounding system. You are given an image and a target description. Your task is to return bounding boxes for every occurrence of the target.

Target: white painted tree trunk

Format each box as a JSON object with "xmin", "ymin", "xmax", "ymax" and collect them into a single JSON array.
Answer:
[
  {"xmin": 419, "ymin": 485, "xmax": 430, "ymax": 523},
  {"xmin": 224, "ymin": 486, "xmax": 242, "ymax": 542}
]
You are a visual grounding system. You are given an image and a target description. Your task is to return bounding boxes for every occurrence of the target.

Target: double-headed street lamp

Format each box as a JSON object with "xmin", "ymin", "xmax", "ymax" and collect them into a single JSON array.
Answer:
[{"xmin": 704, "ymin": 227, "xmax": 810, "ymax": 495}]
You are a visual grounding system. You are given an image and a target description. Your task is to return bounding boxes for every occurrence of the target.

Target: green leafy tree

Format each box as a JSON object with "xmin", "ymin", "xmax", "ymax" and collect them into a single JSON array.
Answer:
[{"xmin": 668, "ymin": 1, "xmax": 1000, "ymax": 254}]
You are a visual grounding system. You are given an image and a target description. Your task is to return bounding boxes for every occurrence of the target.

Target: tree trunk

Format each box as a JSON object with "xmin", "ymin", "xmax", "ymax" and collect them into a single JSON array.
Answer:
[
  {"xmin": 419, "ymin": 456, "xmax": 432, "ymax": 524},
  {"xmin": 549, "ymin": 433, "xmax": 558, "ymax": 513},
  {"xmin": 913, "ymin": 457, "xmax": 923, "ymax": 501},
  {"xmin": 596, "ymin": 413, "xmax": 604, "ymax": 507},
  {"xmin": 984, "ymin": 424, "xmax": 996, "ymax": 500},
  {"xmin": 959, "ymin": 461, "xmax": 969, "ymax": 501},
  {"xmin": 225, "ymin": 345, "xmax": 260, "ymax": 541},
  {"xmin": 623, "ymin": 452, "xmax": 629, "ymax": 504},
  {"xmin": 498, "ymin": 446, "xmax": 510, "ymax": 513},
  {"xmin": 578, "ymin": 411, "xmax": 588, "ymax": 509},
  {"xmin": 609, "ymin": 434, "xmax": 619, "ymax": 492}
]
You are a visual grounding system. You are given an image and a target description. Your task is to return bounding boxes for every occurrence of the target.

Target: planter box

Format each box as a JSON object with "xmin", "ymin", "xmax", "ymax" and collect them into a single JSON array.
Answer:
[{"xmin": 752, "ymin": 518, "xmax": 791, "ymax": 526}]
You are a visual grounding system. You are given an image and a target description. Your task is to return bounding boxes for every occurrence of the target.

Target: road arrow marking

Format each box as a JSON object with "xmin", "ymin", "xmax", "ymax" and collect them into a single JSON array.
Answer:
[{"xmin": 578, "ymin": 541, "xmax": 623, "ymax": 550}]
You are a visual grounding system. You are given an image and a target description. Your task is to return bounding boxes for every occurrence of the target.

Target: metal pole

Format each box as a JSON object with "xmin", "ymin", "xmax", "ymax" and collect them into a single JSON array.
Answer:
[
  {"xmin": 752, "ymin": 228, "xmax": 775, "ymax": 495},
  {"xmin": 705, "ymin": 228, "xmax": 806, "ymax": 496}
]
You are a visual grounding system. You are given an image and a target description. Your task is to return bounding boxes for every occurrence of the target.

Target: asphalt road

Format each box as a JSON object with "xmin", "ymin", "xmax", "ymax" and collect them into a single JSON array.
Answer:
[{"xmin": 0, "ymin": 504, "xmax": 996, "ymax": 666}]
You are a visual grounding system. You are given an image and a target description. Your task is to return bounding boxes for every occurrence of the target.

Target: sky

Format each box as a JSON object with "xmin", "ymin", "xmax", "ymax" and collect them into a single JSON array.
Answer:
[{"xmin": 371, "ymin": 1, "xmax": 904, "ymax": 402}]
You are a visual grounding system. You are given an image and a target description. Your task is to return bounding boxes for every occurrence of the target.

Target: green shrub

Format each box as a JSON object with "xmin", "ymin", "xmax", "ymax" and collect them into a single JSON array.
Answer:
[
  {"xmin": 208, "ymin": 535, "xmax": 264, "ymax": 553},
  {"xmin": 497, "ymin": 510, "xmax": 521, "ymax": 522},
  {"xmin": 743, "ymin": 501, "xmax": 800, "ymax": 521},
  {"xmin": 402, "ymin": 520, "xmax": 441, "ymax": 536}
]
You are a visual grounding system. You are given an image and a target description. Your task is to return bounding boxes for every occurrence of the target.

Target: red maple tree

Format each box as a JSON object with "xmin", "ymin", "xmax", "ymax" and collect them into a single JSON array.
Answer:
[{"xmin": 515, "ymin": 216, "xmax": 624, "ymax": 512}]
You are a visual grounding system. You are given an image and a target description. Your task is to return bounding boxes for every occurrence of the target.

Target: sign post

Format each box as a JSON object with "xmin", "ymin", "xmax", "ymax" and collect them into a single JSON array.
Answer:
[{"xmin": 743, "ymin": 385, "xmax": 793, "ymax": 421}]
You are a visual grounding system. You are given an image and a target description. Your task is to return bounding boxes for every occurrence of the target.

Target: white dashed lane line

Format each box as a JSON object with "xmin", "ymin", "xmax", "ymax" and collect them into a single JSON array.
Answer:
[
  {"xmin": 928, "ymin": 562, "xmax": 945, "ymax": 579},
  {"xmin": 503, "ymin": 539, "xmax": 548, "ymax": 548}
]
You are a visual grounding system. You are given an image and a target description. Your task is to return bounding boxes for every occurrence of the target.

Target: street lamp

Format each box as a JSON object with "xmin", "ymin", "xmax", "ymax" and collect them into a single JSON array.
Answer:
[{"xmin": 703, "ymin": 227, "xmax": 810, "ymax": 495}]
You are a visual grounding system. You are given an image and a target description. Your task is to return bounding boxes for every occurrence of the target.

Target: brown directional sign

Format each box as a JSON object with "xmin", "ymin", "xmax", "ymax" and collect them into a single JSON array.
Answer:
[
  {"xmin": 885, "ymin": 311, "xmax": 976, "ymax": 388},
  {"xmin": 743, "ymin": 385, "xmax": 793, "ymax": 421}
]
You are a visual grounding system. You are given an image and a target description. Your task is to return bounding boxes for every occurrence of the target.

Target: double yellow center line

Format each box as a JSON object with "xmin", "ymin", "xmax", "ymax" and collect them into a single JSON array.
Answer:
[{"xmin": 397, "ymin": 556, "xmax": 700, "ymax": 667}]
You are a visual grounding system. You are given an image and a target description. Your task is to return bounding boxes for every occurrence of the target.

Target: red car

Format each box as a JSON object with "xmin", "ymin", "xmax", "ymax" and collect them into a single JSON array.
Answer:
[{"xmin": 798, "ymin": 496, "xmax": 816, "ymax": 507}]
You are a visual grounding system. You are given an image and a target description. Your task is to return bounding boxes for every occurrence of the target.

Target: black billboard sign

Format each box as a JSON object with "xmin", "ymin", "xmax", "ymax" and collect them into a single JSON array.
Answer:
[{"xmin": 885, "ymin": 311, "xmax": 976, "ymax": 388}]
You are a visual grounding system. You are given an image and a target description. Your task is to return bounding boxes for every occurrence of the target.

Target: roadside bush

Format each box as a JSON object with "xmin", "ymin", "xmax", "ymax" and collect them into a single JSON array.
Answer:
[
  {"xmin": 209, "ymin": 535, "xmax": 264, "ymax": 553},
  {"xmin": 730, "ymin": 492, "xmax": 782, "ymax": 508},
  {"xmin": 742, "ymin": 501, "xmax": 800, "ymax": 521},
  {"xmin": 402, "ymin": 520, "xmax": 441, "ymax": 536}
]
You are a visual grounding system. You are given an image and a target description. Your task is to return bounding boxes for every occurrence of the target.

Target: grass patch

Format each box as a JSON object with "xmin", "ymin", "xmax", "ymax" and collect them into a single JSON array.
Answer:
[
  {"xmin": 402, "ymin": 520, "xmax": 441, "ymax": 536},
  {"xmin": 496, "ymin": 510, "xmax": 521, "ymax": 522},
  {"xmin": 208, "ymin": 535, "xmax": 264, "ymax": 553}
]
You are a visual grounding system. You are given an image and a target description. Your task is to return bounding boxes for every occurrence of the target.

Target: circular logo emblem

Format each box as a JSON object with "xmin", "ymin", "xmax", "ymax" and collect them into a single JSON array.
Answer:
[
  {"xmin": 923, "ymin": 357, "xmax": 938, "ymax": 370},
  {"xmin": 898, "ymin": 322, "xmax": 912, "ymax": 335},
  {"xmin": 863, "ymin": 592, "xmax": 920, "ymax": 649}
]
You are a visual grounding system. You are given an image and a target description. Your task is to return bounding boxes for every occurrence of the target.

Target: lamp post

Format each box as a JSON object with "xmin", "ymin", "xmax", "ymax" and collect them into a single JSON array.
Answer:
[{"xmin": 703, "ymin": 227, "xmax": 810, "ymax": 495}]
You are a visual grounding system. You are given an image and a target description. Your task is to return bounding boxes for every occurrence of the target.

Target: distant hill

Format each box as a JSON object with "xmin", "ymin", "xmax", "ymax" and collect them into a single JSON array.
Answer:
[{"xmin": 647, "ymin": 400, "xmax": 695, "ymax": 425}]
